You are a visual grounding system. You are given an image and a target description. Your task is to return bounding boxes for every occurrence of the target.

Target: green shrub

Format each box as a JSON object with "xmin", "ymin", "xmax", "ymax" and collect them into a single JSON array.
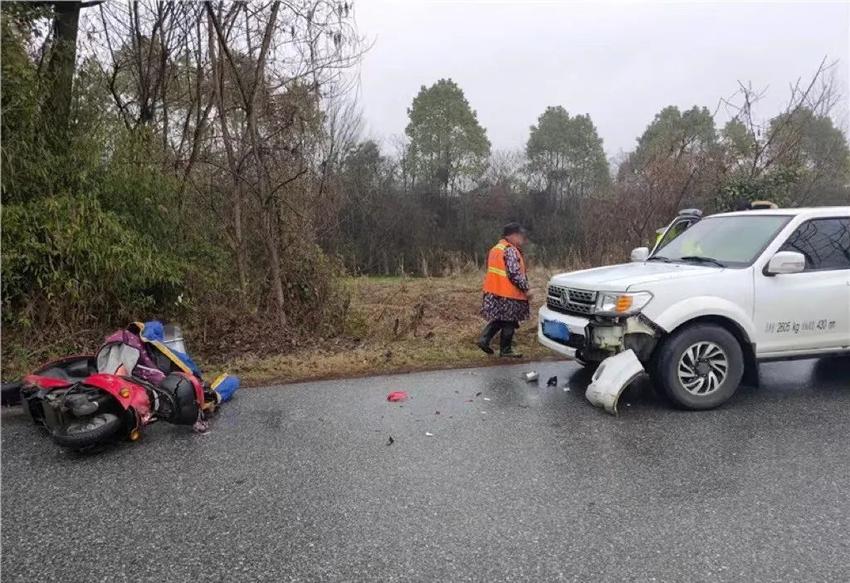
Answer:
[{"xmin": 2, "ymin": 194, "xmax": 184, "ymax": 330}]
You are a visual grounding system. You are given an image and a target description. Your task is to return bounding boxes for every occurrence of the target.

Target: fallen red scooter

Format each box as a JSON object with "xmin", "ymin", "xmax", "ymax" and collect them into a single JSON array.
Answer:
[
  {"xmin": 19, "ymin": 355, "xmax": 214, "ymax": 449},
  {"xmin": 11, "ymin": 321, "xmax": 234, "ymax": 450}
]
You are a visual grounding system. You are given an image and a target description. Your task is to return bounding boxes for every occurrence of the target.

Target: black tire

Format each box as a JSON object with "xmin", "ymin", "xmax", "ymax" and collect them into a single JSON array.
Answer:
[
  {"xmin": 653, "ymin": 324, "xmax": 744, "ymax": 410},
  {"xmin": 52, "ymin": 413, "xmax": 124, "ymax": 449},
  {"xmin": 1, "ymin": 381, "xmax": 23, "ymax": 406}
]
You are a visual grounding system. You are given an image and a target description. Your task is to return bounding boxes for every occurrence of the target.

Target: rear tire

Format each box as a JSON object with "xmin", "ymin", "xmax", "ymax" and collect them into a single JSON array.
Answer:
[
  {"xmin": 653, "ymin": 324, "xmax": 744, "ymax": 410},
  {"xmin": 1, "ymin": 381, "xmax": 23, "ymax": 406},
  {"xmin": 52, "ymin": 413, "xmax": 124, "ymax": 449}
]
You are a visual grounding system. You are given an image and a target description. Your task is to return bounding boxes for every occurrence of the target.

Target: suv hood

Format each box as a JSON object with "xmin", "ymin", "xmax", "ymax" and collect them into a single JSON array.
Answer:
[{"xmin": 550, "ymin": 261, "xmax": 720, "ymax": 291}]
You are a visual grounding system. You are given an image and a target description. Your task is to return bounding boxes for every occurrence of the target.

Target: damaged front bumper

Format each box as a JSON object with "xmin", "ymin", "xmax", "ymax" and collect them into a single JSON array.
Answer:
[
  {"xmin": 538, "ymin": 305, "xmax": 662, "ymax": 414},
  {"xmin": 585, "ymin": 349, "xmax": 645, "ymax": 414},
  {"xmin": 538, "ymin": 305, "xmax": 661, "ymax": 361}
]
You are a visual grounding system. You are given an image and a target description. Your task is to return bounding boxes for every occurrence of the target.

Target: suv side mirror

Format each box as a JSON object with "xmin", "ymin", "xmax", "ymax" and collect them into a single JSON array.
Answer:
[
  {"xmin": 766, "ymin": 251, "xmax": 805, "ymax": 275},
  {"xmin": 631, "ymin": 247, "xmax": 649, "ymax": 262}
]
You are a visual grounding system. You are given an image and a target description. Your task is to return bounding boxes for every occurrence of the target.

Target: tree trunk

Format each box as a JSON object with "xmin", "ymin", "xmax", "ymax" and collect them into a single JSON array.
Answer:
[
  {"xmin": 234, "ymin": 184, "xmax": 248, "ymax": 299},
  {"xmin": 46, "ymin": 1, "xmax": 81, "ymax": 141},
  {"xmin": 262, "ymin": 210, "xmax": 287, "ymax": 326}
]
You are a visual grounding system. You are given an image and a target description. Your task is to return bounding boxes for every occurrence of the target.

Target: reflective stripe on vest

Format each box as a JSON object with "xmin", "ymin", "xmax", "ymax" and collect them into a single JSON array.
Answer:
[{"xmin": 482, "ymin": 239, "xmax": 528, "ymax": 300}]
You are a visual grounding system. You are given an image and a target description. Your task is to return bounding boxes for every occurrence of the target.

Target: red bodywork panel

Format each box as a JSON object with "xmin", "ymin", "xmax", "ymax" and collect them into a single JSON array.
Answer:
[
  {"xmin": 23, "ymin": 375, "xmax": 75, "ymax": 389},
  {"xmin": 23, "ymin": 354, "xmax": 98, "ymax": 390},
  {"xmin": 82, "ymin": 374, "xmax": 152, "ymax": 422}
]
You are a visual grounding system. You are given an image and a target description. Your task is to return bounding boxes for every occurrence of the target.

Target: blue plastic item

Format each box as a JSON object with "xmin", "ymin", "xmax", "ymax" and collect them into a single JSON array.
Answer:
[{"xmin": 211, "ymin": 374, "xmax": 240, "ymax": 403}]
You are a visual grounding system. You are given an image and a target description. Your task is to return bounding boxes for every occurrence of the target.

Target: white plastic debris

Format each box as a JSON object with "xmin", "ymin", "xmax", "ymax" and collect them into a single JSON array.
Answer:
[
  {"xmin": 585, "ymin": 349, "xmax": 645, "ymax": 415},
  {"xmin": 483, "ymin": 397, "xmax": 491, "ymax": 401},
  {"xmin": 425, "ymin": 432, "xmax": 434, "ymax": 437},
  {"xmin": 523, "ymin": 371, "xmax": 539, "ymax": 382}
]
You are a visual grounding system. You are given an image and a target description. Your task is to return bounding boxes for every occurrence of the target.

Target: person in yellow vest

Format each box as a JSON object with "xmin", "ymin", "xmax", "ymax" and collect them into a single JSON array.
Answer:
[{"xmin": 478, "ymin": 223, "xmax": 532, "ymax": 358}]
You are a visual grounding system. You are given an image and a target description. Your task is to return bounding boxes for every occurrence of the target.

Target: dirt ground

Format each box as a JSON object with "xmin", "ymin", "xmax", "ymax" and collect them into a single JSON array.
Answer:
[{"xmin": 218, "ymin": 269, "xmax": 557, "ymax": 385}]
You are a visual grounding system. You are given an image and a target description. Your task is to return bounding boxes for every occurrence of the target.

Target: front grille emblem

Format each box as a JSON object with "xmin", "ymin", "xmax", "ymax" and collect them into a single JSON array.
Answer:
[{"xmin": 547, "ymin": 285, "xmax": 598, "ymax": 316}]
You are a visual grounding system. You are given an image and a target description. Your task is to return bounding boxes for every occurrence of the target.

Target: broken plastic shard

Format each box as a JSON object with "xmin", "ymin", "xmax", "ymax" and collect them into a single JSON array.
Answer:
[
  {"xmin": 585, "ymin": 349, "xmax": 645, "ymax": 415},
  {"xmin": 386, "ymin": 436, "xmax": 395, "ymax": 446},
  {"xmin": 425, "ymin": 432, "xmax": 434, "ymax": 437},
  {"xmin": 523, "ymin": 371, "xmax": 539, "ymax": 382},
  {"xmin": 386, "ymin": 391, "xmax": 408, "ymax": 402},
  {"xmin": 546, "ymin": 376, "xmax": 558, "ymax": 387}
]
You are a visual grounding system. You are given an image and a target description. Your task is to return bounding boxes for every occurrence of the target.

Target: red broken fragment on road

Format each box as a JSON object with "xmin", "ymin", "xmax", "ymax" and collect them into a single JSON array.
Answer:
[{"xmin": 386, "ymin": 391, "xmax": 408, "ymax": 402}]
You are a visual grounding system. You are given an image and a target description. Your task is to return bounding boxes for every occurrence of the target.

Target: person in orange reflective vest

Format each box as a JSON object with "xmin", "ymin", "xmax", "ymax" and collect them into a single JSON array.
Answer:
[{"xmin": 478, "ymin": 223, "xmax": 532, "ymax": 358}]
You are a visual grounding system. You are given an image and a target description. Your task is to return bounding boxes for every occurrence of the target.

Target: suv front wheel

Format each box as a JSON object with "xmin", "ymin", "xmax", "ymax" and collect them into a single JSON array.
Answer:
[{"xmin": 654, "ymin": 323, "xmax": 744, "ymax": 410}]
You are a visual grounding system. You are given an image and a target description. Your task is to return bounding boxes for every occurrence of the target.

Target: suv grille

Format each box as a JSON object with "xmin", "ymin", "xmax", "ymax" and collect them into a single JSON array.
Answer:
[{"xmin": 547, "ymin": 285, "xmax": 598, "ymax": 316}]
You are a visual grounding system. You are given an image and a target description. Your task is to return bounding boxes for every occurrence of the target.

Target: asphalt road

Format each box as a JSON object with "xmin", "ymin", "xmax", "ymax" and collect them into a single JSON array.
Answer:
[{"xmin": 2, "ymin": 357, "xmax": 849, "ymax": 582}]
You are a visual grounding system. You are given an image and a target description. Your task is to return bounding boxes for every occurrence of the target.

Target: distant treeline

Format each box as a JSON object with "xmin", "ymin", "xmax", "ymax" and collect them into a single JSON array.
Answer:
[{"xmin": 323, "ymin": 73, "xmax": 849, "ymax": 275}]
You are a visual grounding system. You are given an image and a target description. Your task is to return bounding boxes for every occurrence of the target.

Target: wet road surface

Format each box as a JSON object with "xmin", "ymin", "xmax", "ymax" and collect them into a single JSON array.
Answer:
[{"xmin": 2, "ymin": 357, "xmax": 849, "ymax": 582}]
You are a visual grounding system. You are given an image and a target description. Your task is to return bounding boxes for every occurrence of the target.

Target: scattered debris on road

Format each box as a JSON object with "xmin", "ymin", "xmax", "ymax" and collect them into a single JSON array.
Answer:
[
  {"xmin": 546, "ymin": 376, "xmax": 558, "ymax": 387},
  {"xmin": 523, "ymin": 371, "xmax": 539, "ymax": 382},
  {"xmin": 425, "ymin": 432, "xmax": 434, "ymax": 437},
  {"xmin": 386, "ymin": 436, "xmax": 395, "ymax": 446},
  {"xmin": 386, "ymin": 391, "xmax": 408, "ymax": 402}
]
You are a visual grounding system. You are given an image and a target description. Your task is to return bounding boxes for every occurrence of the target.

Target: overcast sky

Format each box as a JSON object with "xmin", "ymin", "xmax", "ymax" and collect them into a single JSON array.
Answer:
[{"xmin": 352, "ymin": 0, "xmax": 850, "ymax": 157}]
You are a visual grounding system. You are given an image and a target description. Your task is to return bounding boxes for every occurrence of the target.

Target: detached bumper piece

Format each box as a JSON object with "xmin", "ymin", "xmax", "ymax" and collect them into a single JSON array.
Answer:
[{"xmin": 585, "ymin": 349, "xmax": 645, "ymax": 415}]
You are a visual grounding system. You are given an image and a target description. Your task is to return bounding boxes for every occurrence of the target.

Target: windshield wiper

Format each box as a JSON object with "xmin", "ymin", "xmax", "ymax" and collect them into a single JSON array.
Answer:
[
  {"xmin": 647, "ymin": 255, "xmax": 672, "ymax": 262},
  {"xmin": 680, "ymin": 255, "xmax": 726, "ymax": 268}
]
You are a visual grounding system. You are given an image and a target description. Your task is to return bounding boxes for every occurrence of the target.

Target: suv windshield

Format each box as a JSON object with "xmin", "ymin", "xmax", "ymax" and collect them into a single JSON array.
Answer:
[{"xmin": 652, "ymin": 215, "xmax": 791, "ymax": 267}]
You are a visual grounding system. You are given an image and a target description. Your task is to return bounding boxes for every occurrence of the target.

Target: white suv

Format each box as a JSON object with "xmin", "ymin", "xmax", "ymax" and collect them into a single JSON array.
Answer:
[{"xmin": 538, "ymin": 207, "xmax": 850, "ymax": 410}]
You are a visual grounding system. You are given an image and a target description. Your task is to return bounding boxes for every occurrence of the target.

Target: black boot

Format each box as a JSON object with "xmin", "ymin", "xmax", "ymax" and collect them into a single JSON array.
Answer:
[
  {"xmin": 499, "ymin": 322, "xmax": 522, "ymax": 358},
  {"xmin": 477, "ymin": 321, "xmax": 502, "ymax": 355}
]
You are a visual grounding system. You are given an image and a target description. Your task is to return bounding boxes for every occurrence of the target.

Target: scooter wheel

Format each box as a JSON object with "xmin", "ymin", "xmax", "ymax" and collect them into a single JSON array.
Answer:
[
  {"xmin": 1, "ymin": 381, "xmax": 23, "ymax": 406},
  {"xmin": 52, "ymin": 413, "xmax": 124, "ymax": 449}
]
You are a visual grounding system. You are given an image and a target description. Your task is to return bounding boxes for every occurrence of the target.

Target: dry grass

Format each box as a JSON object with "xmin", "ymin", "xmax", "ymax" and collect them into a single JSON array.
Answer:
[{"xmin": 218, "ymin": 268, "xmax": 557, "ymax": 385}]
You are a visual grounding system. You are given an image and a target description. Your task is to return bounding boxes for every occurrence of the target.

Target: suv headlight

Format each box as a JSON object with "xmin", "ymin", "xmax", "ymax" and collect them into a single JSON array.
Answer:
[{"xmin": 596, "ymin": 291, "xmax": 653, "ymax": 316}]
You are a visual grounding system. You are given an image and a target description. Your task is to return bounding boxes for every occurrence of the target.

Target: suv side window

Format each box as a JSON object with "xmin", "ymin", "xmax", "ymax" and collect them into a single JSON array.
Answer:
[{"xmin": 779, "ymin": 217, "xmax": 850, "ymax": 271}]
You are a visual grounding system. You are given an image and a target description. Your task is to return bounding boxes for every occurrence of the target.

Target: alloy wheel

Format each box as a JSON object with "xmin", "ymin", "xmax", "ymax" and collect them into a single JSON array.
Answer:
[{"xmin": 677, "ymin": 341, "xmax": 729, "ymax": 396}]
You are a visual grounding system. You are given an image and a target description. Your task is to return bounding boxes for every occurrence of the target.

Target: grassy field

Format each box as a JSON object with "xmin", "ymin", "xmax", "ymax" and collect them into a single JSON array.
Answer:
[{"xmin": 220, "ymin": 269, "xmax": 557, "ymax": 385}]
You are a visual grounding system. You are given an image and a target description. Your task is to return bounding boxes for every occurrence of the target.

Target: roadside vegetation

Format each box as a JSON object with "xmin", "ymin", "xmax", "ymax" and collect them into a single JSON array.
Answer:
[
  {"xmin": 220, "ymin": 269, "xmax": 559, "ymax": 385},
  {"xmin": 2, "ymin": 2, "xmax": 848, "ymax": 383}
]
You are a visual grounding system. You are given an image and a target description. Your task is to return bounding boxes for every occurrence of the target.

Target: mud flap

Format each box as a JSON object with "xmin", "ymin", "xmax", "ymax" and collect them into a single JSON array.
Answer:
[{"xmin": 585, "ymin": 349, "xmax": 645, "ymax": 415}]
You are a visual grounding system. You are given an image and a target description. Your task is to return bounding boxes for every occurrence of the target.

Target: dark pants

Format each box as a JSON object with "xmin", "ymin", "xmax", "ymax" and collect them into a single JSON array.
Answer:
[{"xmin": 479, "ymin": 320, "xmax": 517, "ymax": 352}]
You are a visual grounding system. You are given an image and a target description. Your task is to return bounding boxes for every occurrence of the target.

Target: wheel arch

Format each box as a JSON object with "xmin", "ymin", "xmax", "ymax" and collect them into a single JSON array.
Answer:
[{"xmin": 660, "ymin": 315, "xmax": 758, "ymax": 386}]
